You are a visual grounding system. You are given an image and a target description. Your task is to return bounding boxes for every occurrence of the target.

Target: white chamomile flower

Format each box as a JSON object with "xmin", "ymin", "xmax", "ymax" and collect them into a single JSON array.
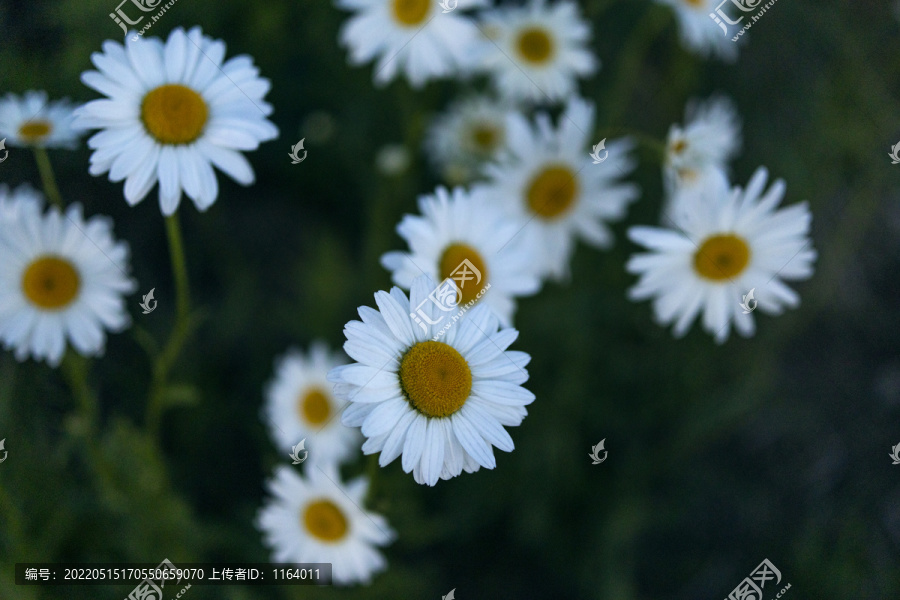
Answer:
[
  {"xmin": 336, "ymin": 0, "xmax": 488, "ymax": 88},
  {"xmin": 263, "ymin": 343, "xmax": 362, "ymax": 466},
  {"xmin": 478, "ymin": 0, "xmax": 597, "ymax": 104},
  {"xmin": 75, "ymin": 26, "xmax": 279, "ymax": 216},
  {"xmin": 0, "ymin": 184, "xmax": 43, "ymax": 223},
  {"xmin": 257, "ymin": 464, "xmax": 394, "ymax": 586},
  {"xmin": 381, "ymin": 186, "xmax": 541, "ymax": 327},
  {"xmin": 329, "ymin": 275, "xmax": 534, "ymax": 487},
  {"xmin": 626, "ymin": 167, "xmax": 816, "ymax": 343},
  {"xmin": 0, "ymin": 203, "xmax": 136, "ymax": 366},
  {"xmin": 656, "ymin": 0, "xmax": 741, "ymax": 62},
  {"xmin": 424, "ymin": 95, "xmax": 512, "ymax": 184},
  {"xmin": 475, "ymin": 97, "xmax": 639, "ymax": 280},
  {"xmin": 0, "ymin": 91, "xmax": 83, "ymax": 149}
]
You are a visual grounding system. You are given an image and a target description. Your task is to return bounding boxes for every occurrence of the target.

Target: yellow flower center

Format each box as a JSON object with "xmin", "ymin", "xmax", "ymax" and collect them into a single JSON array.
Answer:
[
  {"xmin": 22, "ymin": 256, "xmax": 81, "ymax": 310},
  {"xmin": 471, "ymin": 125, "xmax": 500, "ymax": 152},
  {"xmin": 516, "ymin": 27, "xmax": 554, "ymax": 65},
  {"xmin": 670, "ymin": 138, "xmax": 687, "ymax": 155},
  {"xmin": 141, "ymin": 84, "xmax": 209, "ymax": 145},
  {"xmin": 303, "ymin": 499, "xmax": 348, "ymax": 542},
  {"xmin": 298, "ymin": 388, "xmax": 331, "ymax": 426},
  {"xmin": 693, "ymin": 234, "xmax": 751, "ymax": 281},
  {"xmin": 18, "ymin": 120, "xmax": 53, "ymax": 143},
  {"xmin": 399, "ymin": 341, "xmax": 472, "ymax": 418},
  {"xmin": 438, "ymin": 243, "xmax": 488, "ymax": 305},
  {"xmin": 392, "ymin": 0, "xmax": 431, "ymax": 26},
  {"xmin": 526, "ymin": 165, "xmax": 579, "ymax": 219},
  {"xmin": 683, "ymin": 0, "xmax": 704, "ymax": 7}
]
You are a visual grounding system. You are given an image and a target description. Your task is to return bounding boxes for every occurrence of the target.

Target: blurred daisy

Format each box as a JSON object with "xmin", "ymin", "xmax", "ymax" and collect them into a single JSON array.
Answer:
[
  {"xmin": 329, "ymin": 276, "xmax": 534, "ymax": 487},
  {"xmin": 475, "ymin": 97, "xmax": 639, "ymax": 280},
  {"xmin": 0, "ymin": 91, "xmax": 83, "ymax": 149},
  {"xmin": 380, "ymin": 186, "xmax": 540, "ymax": 326},
  {"xmin": 656, "ymin": 0, "xmax": 740, "ymax": 62},
  {"xmin": 336, "ymin": 0, "xmax": 487, "ymax": 88},
  {"xmin": 375, "ymin": 143, "xmax": 411, "ymax": 176},
  {"xmin": 75, "ymin": 27, "xmax": 279, "ymax": 216},
  {"xmin": 424, "ymin": 95, "xmax": 511, "ymax": 184},
  {"xmin": 478, "ymin": 0, "xmax": 597, "ymax": 104},
  {"xmin": 0, "ymin": 203, "xmax": 136, "ymax": 366},
  {"xmin": 263, "ymin": 343, "xmax": 361, "ymax": 466},
  {"xmin": 626, "ymin": 167, "xmax": 816, "ymax": 343},
  {"xmin": 257, "ymin": 464, "xmax": 394, "ymax": 585},
  {"xmin": 663, "ymin": 95, "xmax": 742, "ymax": 223},
  {"xmin": 0, "ymin": 184, "xmax": 43, "ymax": 223}
]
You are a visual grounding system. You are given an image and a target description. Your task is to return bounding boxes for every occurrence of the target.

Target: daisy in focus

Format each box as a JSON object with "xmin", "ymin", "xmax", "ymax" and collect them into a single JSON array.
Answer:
[
  {"xmin": 663, "ymin": 95, "xmax": 742, "ymax": 222},
  {"xmin": 424, "ymin": 95, "xmax": 512, "ymax": 184},
  {"xmin": 263, "ymin": 343, "xmax": 362, "ymax": 466},
  {"xmin": 626, "ymin": 167, "xmax": 816, "ymax": 344},
  {"xmin": 478, "ymin": 0, "xmax": 597, "ymax": 104},
  {"xmin": 329, "ymin": 275, "xmax": 534, "ymax": 487},
  {"xmin": 655, "ymin": 0, "xmax": 741, "ymax": 62},
  {"xmin": 257, "ymin": 464, "xmax": 394, "ymax": 585},
  {"xmin": 475, "ymin": 97, "xmax": 639, "ymax": 280},
  {"xmin": 0, "ymin": 202, "xmax": 136, "ymax": 366},
  {"xmin": 0, "ymin": 184, "xmax": 43, "ymax": 223},
  {"xmin": 0, "ymin": 91, "xmax": 83, "ymax": 149},
  {"xmin": 380, "ymin": 186, "xmax": 541, "ymax": 327},
  {"xmin": 335, "ymin": 0, "xmax": 488, "ymax": 88},
  {"xmin": 75, "ymin": 27, "xmax": 279, "ymax": 216}
]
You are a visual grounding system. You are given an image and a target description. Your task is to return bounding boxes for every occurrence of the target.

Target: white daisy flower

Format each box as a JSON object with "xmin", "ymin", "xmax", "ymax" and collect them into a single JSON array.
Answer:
[
  {"xmin": 263, "ymin": 343, "xmax": 362, "ymax": 466},
  {"xmin": 656, "ymin": 0, "xmax": 741, "ymax": 62},
  {"xmin": 257, "ymin": 464, "xmax": 394, "ymax": 586},
  {"xmin": 475, "ymin": 97, "xmax": 639, "ymax": 280},
  {"xmin": 328, "ymin": 275, "xmax": 534, "ymax": 487},
  {"xmin": 380, "ymin": 186, "xmax": 541, "ymax": 327},
  {"xmin": 0, "ymin": 91, "xmax": 83, "ymax": 149},
  {"xmin": 336, "ymin": 0, "xmax": 488, "ymax": 88},
  {"xmin": 0, "ymin": 203, "xmax": 136, "ymax": 366},
  {"xmin": 478, "ymin": 0, "xmax": 597, "ymax": 104},
  {"xmin": 626, "ymin": 167, "xmax": 817, "ymax": 343},
  {"xmin": 424, "ymin": 95, "xmax": 512, "ymax": 184},
  {"xmin": 75, "ymin": 27, "xmax": 279, "ymax": 216},
  {"xmin": 0, "ymin": 184, "xmax": 44, "ymax": 224}
]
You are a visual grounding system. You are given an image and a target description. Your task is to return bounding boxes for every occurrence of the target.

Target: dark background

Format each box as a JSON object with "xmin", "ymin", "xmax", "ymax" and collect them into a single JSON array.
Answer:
[{"xmin": 1, "ymin": 0, "xmax": 898, "ymax": 598}]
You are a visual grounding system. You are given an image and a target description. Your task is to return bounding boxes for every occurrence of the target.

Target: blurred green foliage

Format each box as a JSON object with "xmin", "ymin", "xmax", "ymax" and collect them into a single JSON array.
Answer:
[{"xmin": 1, "ymin": 0, "xmax": 899, "ymax": 598}]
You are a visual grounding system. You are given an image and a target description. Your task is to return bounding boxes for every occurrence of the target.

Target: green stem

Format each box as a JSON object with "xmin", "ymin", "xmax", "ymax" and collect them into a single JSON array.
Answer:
[
  {"xmin": 33, "ymin": 147, "xmax": 64, "ymax": 209},
  {"xmin": 146, "ymin": 213, "xmax": 194, "ymax": 438},
  {"xmin": 602, "ymin": 7, "xmax": 671, "ymax": 127},
  {"xmin": 364, "ymin": 453, "xmax": 379, "ymax": 504}
]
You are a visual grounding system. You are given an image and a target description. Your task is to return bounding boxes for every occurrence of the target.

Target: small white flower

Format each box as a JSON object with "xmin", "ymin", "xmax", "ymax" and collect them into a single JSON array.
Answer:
[
  {"xmin": 263, "ymin": 342, "xmax": 362, "ymax": 466},
  {"xmin": 0, "ymin": 202, "xmax": 136, "ymax": 366},
  {"xmin": 329, "ymin": 275, "xmax": 535, "ymax": 487},
  {"xmin": 626, "ymin": 167, "xmax": 816, "ymax": 343},
  {"xmin": 257, "ymin": 464, "xmax": 394, "ymax": 586},
  {"xmin": 336, "ymin": 0, "xmax": 487, "ymax": 88},
  {"xmin": 75, "ymin": 26, "xmax": 279, "ymax": 216},
  {"xmin": 381, "ymin": 186, "xmax": 541, "ymax": 326},
  {"xmin": 424, "ymin": 95, "xmax": 511, "ymax": 184},
  {"xmin": 656, "ymin": 0, "xmax": 741, "ymax": 62},
  {"xmin": 475, "ymin": 97, "xmax": 639, "ymax": 280},
  {"xmin": 478, "ymin": 0, "xmax": 597, "ymax": 104},
  {"xmin": 0, "ymin": 90, "xmax": 83, "ymax": 148},
  {"xmin": 375, "ymin": 144, "xmax": 411, "ymax": 176}
]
